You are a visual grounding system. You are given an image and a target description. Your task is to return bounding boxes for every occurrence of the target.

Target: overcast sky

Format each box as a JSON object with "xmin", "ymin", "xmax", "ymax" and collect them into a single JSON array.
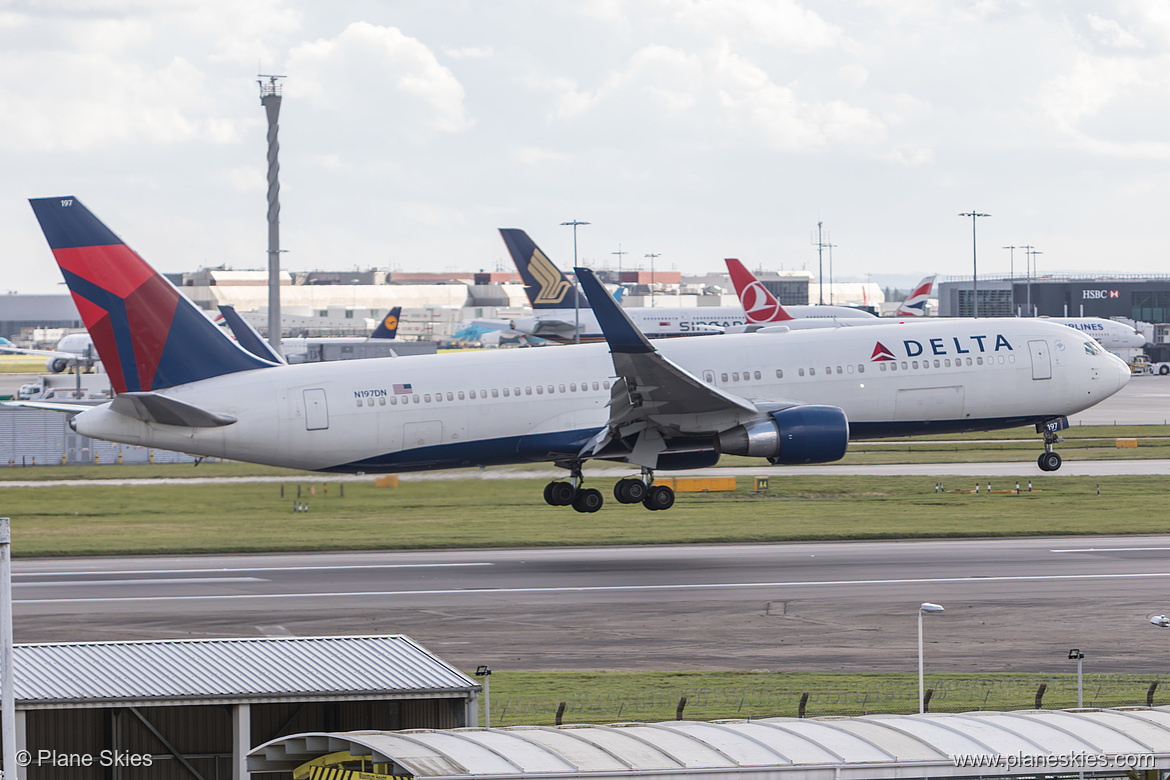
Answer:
[{"xmin": 4, "ymin": 1, "xmax": 1169, "ymax": 294}]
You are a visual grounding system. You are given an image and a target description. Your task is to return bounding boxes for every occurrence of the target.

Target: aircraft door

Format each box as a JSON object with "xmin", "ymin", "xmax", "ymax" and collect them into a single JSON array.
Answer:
[
  {"xmin": 1028, "ymin": 340, "xmax": 1052, "ymax": 380},
  {"xmin": 303, "ymin": 388, "xmax": 329, "ymax": 430}
]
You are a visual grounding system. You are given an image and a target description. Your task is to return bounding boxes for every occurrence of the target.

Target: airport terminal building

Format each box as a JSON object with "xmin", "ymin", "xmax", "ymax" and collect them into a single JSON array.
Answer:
[{"xmin": 936, "ymin": 274, "xmax": 1170, "ymax": 323}]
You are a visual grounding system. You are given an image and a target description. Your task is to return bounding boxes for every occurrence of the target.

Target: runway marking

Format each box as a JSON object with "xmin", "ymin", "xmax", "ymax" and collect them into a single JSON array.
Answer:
[
  {"xmin": 15, "ymin": 577, "xmax": 266, "ymax": 588},
  {"xmin": 14, "ymin": 563, "xmax": 491, "ymax": 578},
  {"xmin": 16, "ymin": 571, "xmax": 1170, "ymax": 604},
  {"xmin": 1051, "ymin": 548, "xmax": 1170, "ymax": 553}
]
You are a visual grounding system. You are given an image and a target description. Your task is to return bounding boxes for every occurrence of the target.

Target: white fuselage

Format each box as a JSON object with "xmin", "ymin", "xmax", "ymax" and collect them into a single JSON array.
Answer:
[
  {"xmin": 513, "ymin": 303, "xmax": 873, "ymax": 339},
  {"xmin": 70, "ymin": 319, "xmax": 1129, "ymax": 473}
]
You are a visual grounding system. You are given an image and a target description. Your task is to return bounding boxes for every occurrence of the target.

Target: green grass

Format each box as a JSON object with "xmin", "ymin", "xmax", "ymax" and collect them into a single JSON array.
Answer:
[
  {"xmin": 4, "ymin": 472, "xmax": 1167, "ymax": 557},
  {"xmin": 474, "ymin": 670, "xmax": 1170, "ymax": 725}
]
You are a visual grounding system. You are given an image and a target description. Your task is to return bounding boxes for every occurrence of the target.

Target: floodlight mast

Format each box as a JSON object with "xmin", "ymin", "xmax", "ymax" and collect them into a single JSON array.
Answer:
[
  {"xmin": 259, "ymin": 74, "xmax": 286, "ymax": 357},
  {"xmin": 958, "ymin": 211, "xmax": 990, "ymax": 318}
]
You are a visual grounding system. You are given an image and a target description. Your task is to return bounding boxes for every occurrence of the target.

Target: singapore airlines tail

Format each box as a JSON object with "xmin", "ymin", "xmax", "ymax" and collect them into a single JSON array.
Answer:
[
  {"xmin": 28, "ymin": 197, "xmax": 275, "ymax": 393},
  {"xmin": 499, "ymin": 228, "xmax": 590, "ymax": 310},
  {"xmin": 895, "ymin": 276, "xmax": 936, "ymax": 317},
  {"xmin": 724, "ymin": 258, "xmax": 795, "ymax": 323}
]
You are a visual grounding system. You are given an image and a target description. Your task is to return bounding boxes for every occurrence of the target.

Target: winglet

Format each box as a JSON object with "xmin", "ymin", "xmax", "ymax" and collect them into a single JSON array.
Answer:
[
  {"xmin": 499, "ymin": 229, "xmax": 590, "ymax": 309},
  {"xmin": 725, "ymin": 259, "xmax": 794, "ymax": 322},
  {"xmin": 575, "ymin": 267, "xmax": 654, "ymax": 354},
  {"xmin": 218, "ymin": 305, "xmax": 285, "ymax": 364}
]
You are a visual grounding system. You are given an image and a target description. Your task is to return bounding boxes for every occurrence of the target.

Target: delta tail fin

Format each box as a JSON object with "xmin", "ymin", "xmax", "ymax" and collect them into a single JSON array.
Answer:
[
  {"xmin": 29, "ymin": 197, "xmax": 277, "ymax": 393},
  {"xmin": 498, "ymin": 229, "xmax": 589, "ymax": 310},
  {"xmin": 724, "ymin": 258, "xmax": 795, "ymax": 323},
  {"xmin": 894, "ymin": 275, "xmax": 935, "ymax": 317},
  {"xmin": 370, "ymin": 306, "xmax": 402, "ymax": 339}
]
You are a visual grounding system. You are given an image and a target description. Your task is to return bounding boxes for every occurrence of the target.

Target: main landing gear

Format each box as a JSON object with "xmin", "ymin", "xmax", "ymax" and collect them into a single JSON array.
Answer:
[
  {"xmin": 1038, "ymin": 429, "xmax": 1063, "ymax": 472},
  {"xmin": 544, "ymin": 465, "xmax": 675, "ymax": 512}
]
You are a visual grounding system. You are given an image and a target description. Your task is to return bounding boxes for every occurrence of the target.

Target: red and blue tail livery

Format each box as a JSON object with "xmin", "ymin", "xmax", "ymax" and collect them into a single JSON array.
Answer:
[{"xmin": 29, "ymin": 197, "xmax": 274, "ymax": 393}]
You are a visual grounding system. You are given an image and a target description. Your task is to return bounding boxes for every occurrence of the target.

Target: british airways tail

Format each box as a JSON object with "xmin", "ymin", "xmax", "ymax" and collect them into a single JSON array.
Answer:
[
  {"xmin": 724, "ymin": 258, "xmax": 794, "ymax": 323},
  {"xmin": 499, "ymin": 229, "xmax": 589, "ymax": 310},
  {"xmin": 370, "ymin": 306, "xmax": 402, "ymax": 339},
  {"xmin": 29, "ymin": 197, "xmax": 276, "ymax": 393},
  {"xmin": 895, "ymin": 275, "xmax": 935, "ymax": 317}
]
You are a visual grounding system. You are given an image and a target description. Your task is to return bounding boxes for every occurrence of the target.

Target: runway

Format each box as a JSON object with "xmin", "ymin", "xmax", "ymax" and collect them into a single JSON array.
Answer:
[{"xmin": 14, "ymin": 537, "xmax": 1170, "ymax": 673}]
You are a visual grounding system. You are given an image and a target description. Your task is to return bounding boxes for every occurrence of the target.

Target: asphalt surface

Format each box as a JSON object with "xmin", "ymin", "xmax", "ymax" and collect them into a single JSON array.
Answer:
[
  {"xmin": 14, "ymin": 537, "xmax": 1170, "ymax": 674},
  {"xmin": 3, "ymin": 371, "xmax": 1169, "ymax": 674}
]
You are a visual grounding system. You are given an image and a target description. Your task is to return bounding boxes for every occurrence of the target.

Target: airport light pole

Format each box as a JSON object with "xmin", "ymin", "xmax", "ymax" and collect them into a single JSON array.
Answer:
[
  {"xmin": 0, "ymin": 519, "xmax": 13, "ymax": 777},
  {"xmin": 918, "ymin": 602, "xmax": 945, "ymax": 714},
  {"xmin": 475, "ymin": 665, "xmax": 492, "ymax": 728},
  {"xmin": 1023, "ymin": 246, "xmax": 1042, "ymax": 316},
  {"xmin": 1068, "ymin": 649, "xmax": 1084, "ymax": 708},
  {"xmin": 645, "ymin": 253, "xmax": 661, "ymax": 307},
  {"xmin": 560, "ymin": 220, "xmax": 590, "ymax": 345},
  {"xmin": 612, "ymin": 245, "xmax": 627, "ymax": 280},
  {"xmin": 827, "ymin": 242, "xmax": 837, "ymax": 305},
  {"xmin": 958, "ymin": 211, "xmax": 990, "ymax": 319}
]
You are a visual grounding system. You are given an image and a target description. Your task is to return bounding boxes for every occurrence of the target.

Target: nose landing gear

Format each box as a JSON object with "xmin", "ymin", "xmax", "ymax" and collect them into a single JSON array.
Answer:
[{"xmin": 1036, "ymin": 417, "xmax": 1069, "ymax": 472}]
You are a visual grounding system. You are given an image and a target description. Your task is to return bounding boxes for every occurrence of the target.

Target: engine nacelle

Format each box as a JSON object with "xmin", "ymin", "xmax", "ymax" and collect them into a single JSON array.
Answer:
[
  {"xmin": 46, "ymin": 357, "xmax": 70, "ymax": 373},
  {"xmin": 713, "ymin": 405, "xmax": 849, "ymax": 465}
]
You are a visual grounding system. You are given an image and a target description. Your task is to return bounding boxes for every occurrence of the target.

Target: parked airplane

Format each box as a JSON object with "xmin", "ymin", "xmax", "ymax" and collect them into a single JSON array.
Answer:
[
  {"xmin": 501, "ymin": 229, "xmax": 874, "ymax": 340},
  {"xmin": 728, "ymin": 261, "xmax": 1146, "ymax": 349},
  {"xmin": 0, "ymin": 331, "xmax": 99, "ymax": 373},
  {"xmin": 21, "ymin": 197, "xmax": 1129, "ymax": 512},
  {"xmin": 895, "ymin": 276, "xmax": 936, "ymax": 317}
]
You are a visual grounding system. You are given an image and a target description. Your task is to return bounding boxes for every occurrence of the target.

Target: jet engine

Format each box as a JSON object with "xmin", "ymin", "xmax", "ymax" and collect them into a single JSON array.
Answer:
[
  {"xmin": 713, "ymin": 405, "xmax": 849, "ymax": 465},
  {"xmin": 46, "ymin": 357, "xmax": 70, "ymax": 373}
]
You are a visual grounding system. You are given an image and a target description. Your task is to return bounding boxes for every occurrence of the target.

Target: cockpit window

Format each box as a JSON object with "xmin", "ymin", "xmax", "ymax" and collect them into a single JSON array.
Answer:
[{"xmin": 1084, "ymin": 340, "xmax": 1104, "ymax": 355}]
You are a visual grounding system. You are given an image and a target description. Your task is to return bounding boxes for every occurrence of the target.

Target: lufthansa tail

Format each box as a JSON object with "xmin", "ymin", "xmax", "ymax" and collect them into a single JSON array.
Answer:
[
  {"xmin": 29, "ymin": 197, "xmax": 276, "ymax": 393},
  {"xmin": 370, "ymin": 306, "xmax": 402, "ymax": 339},
  {"xmin": 499, "ymin": 228, "xmax": 590, "ymax": 310}
]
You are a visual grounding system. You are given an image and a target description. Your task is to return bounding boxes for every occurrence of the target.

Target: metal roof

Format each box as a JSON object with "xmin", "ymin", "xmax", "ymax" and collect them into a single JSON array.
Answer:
[
  {"xmin": 13, "ymin": 635, "xmax": 477, "ymax": 709},
  {"xmin": 249, "ymin": 708, "xmax": 1170, "ymax": 779}
]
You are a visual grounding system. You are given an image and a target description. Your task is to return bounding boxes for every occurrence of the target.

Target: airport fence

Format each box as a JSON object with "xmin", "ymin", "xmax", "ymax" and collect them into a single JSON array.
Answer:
[{"xmin": 484, "ymin": 674, "xmax": 1170, "ymax": 726}]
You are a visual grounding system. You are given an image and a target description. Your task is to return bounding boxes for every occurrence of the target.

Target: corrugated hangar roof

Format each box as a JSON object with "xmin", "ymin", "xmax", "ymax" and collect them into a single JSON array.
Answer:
[
  {"xmin": 13, "ymin": 635, "xmax": 477, "ymax": 709},
  {"xmin": 249, "ymin": 708, "xmax": 1170, "ymax": 779}
]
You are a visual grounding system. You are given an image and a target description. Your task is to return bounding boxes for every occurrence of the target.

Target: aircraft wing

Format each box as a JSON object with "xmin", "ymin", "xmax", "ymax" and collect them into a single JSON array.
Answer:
[
  {"xmin": 574, "ymin": 267, "xmax": 761, "ymax": 467},
  {"xmin": 110, "ymin": 392, "xmax": 237, "ymax": 428}
]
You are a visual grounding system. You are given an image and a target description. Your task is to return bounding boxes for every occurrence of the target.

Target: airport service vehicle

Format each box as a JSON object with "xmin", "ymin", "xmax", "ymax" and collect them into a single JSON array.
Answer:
[
  {"xmin": 19, "ymin": 197, "xmax": 1130, "ymax": 512},
  {"xmin": 500, "ymin": 229, "xmax": 874, "ymax": 340}
]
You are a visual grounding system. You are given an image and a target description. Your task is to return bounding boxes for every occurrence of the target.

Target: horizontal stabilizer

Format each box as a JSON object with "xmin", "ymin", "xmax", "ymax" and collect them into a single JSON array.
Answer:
[
  {"xmin": 2, "ymin": 400, "xmax": 92, "ymax": 414},
  {"xmin": 110, "ymin": 392, "xmax": 237, "ymax": 428}
]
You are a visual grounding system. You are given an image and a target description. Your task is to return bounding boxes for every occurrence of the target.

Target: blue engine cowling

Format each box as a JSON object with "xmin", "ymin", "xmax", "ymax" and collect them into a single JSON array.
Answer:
[{"xmin": 712, "ymin": 405, "xmax": 849, "ymax": 465}]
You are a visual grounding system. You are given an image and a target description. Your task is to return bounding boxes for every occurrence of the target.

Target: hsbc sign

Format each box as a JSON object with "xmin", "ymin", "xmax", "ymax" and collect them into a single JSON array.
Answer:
[{"xmin": 1082, "ymin": 289, "xmax": 1121, "ymax": 299}]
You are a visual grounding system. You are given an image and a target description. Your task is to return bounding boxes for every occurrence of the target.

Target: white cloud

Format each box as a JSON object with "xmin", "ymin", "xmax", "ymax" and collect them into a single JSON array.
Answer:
[
  {"xmin": 287, "ymin": 22, "xmax": 472, "ymax": 135},
  {"xmin": 1085, "ymin": 13, "xmax": 1144, "ymax": 49},
  {"xmin": 444, "ymin": 46, "xmax": 494, "ymax": 59},
  {"xmin": 660, "ymin": 0, "xmax": 843, "ymax": 50}
]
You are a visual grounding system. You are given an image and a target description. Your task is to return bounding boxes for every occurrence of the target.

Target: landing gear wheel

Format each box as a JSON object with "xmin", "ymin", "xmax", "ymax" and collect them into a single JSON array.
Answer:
[
  {"xmin": 546, "ymin": 481, "xmax": 576, "ymax": 506},
  {"xmin": 1038, "ymin": 452, "xmax": 1062, "ymax": 472},
  {"xmin": 643, "ymin": 484, "xmax": 675, "ymax": 511},
  {"xmin": 614, "ymin": 478, "xmax": 648, "ymax": 504},
  {"xmin": 572, "ymin": 487, "xmax": 603, "ymax": 513},
  {"xmin": 1161, "ymin": 364, "xmax": 1169, "ymax": 375}
]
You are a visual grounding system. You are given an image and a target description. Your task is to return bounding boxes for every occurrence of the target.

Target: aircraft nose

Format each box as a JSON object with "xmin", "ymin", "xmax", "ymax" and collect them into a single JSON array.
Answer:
[{"xmin": 1115, "ymin": 355, "xmax": 1131, "ymax": 391}]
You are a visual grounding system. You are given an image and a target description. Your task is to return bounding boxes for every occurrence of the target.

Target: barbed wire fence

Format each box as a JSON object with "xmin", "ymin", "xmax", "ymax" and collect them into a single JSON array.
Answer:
[{"xmin": 483, "ymin": 675, "xmax": 1170, "ymax": 727}]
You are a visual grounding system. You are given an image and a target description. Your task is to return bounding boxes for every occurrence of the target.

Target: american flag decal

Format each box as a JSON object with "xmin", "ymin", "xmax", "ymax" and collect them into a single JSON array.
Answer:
[{"xmin": 393, "ymin": 383, "xmax": 413, "ymax": 394}]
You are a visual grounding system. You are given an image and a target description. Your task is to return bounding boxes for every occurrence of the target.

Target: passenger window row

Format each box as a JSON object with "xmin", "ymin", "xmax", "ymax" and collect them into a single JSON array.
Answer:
[{"xmin": 356, "ymin": 380, "xmax": 612, "ymax": 407}]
